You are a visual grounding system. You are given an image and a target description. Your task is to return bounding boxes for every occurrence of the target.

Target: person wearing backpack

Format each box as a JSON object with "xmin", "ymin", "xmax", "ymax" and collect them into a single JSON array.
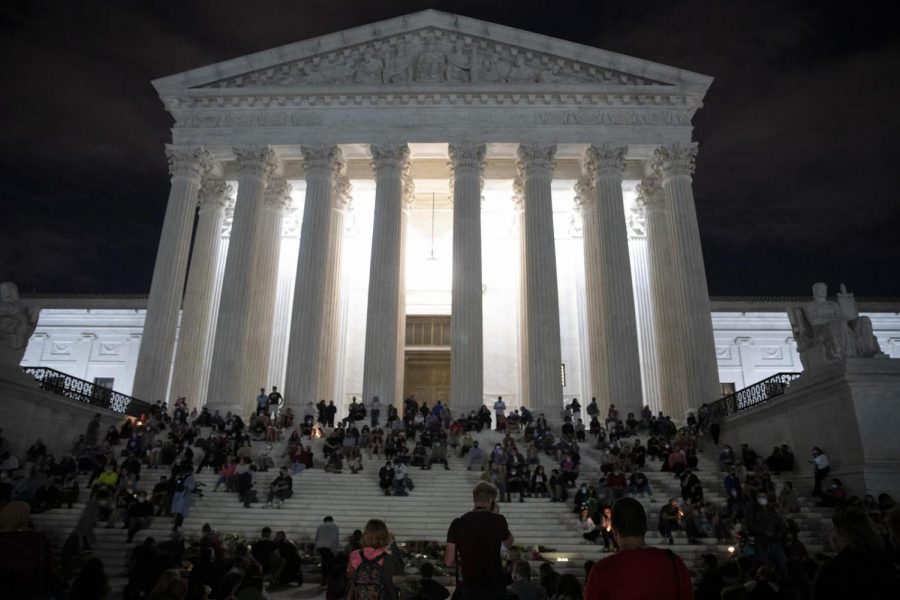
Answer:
[
  {"xmin": 444, "ymin": 482, "xmax": 515, "ymax": 600},
  {"xmin": 347, "ymin": 519, "xmax": 405, "ymax": 600}
]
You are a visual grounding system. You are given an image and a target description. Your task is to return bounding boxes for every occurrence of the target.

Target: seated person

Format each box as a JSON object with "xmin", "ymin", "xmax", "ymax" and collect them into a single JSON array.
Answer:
[
  {"xmin": 428, "ymin": 441, "xmax": 449, "ymax": 470},
  {"xmin": 265, "ymin": 467, "xmax": 294, "ymax": 508},
  {"xmin": 325, "ymin": 453, "xmax": 343, "ymax": 473},
  {"xmin": 466, "ymin": 442, "xmax": 485, "ymax": 471},
  {"xmin": 606, "ymin": 469, "xmax": 627, "ymax": 499},
  {"xmin": 819, "ymin": 478, "xmax": 848, "ymax": 507},
  {"xmin": 393, "ymin": 463, "xmax": 410, "ymax": 496},
  {"xmin": 627, "ymin": 470, "xmax": 652, "ymax": 498},
  {"xmin": 530, "ymin": 466, "xmax": 549, "ymax": 497},
  {"xmin": 658, "ymin": 498, "xmax": 682, "ymax": 544},
  {"xmin": 410, "ymin": 443, "xmax": 427, "ymax": 468},
  {"xmin": 507, "ymin": 467, "xmax": 526, "ymax": 502},
  {"xmin": 778, "ymin": 481, "xmax": 801, "ymax": 514},
  {"xmin": 549, "ymin": 469, "xmax": 567, "ymax": 503},
  {"xmin": 416, "ymin": 562, "xmax": 449, "ymax": 600},
  {"xmin": 378, "ymin": 461, "xmax": 395, "ymax": 496}
]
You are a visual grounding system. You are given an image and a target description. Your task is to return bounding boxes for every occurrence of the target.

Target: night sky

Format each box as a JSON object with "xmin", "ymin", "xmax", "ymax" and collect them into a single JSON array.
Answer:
[{"xmin": 2, "ymin": 0, "xmax": 899, "ymax": 297}]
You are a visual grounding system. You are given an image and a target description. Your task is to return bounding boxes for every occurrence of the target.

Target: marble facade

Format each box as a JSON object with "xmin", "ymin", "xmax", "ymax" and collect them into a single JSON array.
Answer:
[{"xmin": 20, "ymin": 11, "xmax": 900, "ymax": 420}]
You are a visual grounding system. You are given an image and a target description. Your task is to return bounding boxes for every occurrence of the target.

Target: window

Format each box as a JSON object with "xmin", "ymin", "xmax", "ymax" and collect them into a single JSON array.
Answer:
[
  {"xmin": 560, "ymin": 363, "xmax": 567, "ymax": 387},
  {"xmin": 94, "ymin": 377, "xmax": 115, "ymax": 390},
  {"xmin": 405, "ymin": 316, "xmax": 451, "ymax": 347},
  {"xmin": 720, "ymin": 382, "xmax": 736, "ymax": 396}
]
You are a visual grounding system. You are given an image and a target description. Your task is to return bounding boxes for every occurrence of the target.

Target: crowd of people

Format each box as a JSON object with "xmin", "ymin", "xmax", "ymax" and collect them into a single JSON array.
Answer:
[{"xmin": 3, "ymin": 391, "xmax": 900, "ymax": 599}]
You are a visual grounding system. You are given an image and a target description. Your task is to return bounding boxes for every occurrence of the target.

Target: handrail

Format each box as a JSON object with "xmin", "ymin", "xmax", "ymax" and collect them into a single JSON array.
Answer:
[
  {"xmin": 22, "ymin": 366, "xmax": 154, "ymax": 418},
  {"xmin": 709, "ymin": 372, "xmax": 801, "ymax": 419}
]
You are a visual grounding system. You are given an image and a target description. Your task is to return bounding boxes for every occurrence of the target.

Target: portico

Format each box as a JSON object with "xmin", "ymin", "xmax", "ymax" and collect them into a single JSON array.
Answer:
[{"xmin": 131, "ymin": 10, "xmax": 719, "ymax": 419}]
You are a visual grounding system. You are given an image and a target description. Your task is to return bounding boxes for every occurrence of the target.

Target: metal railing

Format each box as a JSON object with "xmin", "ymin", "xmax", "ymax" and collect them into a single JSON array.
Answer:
[
  {"xmin": 22, "ymin": 366, "xmax": 154, "ymax": 418},
  {"xmin": 710, "ymin": 372, "xmax": 801, "ymax": 419}
]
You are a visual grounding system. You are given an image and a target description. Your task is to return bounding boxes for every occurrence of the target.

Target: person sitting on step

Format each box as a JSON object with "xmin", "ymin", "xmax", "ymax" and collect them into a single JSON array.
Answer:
[{"xmin": 265, "ymin": 467, "xmax": 293, "ymax": 508}]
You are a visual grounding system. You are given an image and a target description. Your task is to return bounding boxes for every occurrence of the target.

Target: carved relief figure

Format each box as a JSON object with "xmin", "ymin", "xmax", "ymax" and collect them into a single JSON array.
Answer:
[
  {"xmin": 789, "ymin": 282, "xmax": 883, "ymax": 371},
  {"xmin": 384, "ymin": 45, "xmax": 411, "ymax": 83},
  {"xmin": 507, "ymin": 54, "xmax": 538, "ymax": 82},
  {"xmin": 444, "ymin": 40, "xmax": 472, "ymax": 83},
  {"xmin": 415, "ymin": 41, "xmax": 446, "ymax": 82},
  {"xmin": 0, "ymin": 281, "xmax": 39, "ymax": 368},
  {"xmin": 354, "ymin": 50, "xmax": 384, "ymax": 84}
]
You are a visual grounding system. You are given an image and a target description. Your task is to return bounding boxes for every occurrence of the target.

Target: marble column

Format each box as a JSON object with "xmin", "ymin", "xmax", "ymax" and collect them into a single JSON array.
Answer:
[
  {"xmin": 206, "ymin": 147, "xmax": 280, "ymax": 416},
  {"xmin": 626, "ymin": 198, "xmax": 662, "ymax": 414},
  {"xmin": 132, "ymin": 145, "xmax": 209, "ymax": 404},
  {"xmin": 515, "ymin": 179, "xmax": 530, "ymax": 409},
  {"xmin": 651, "ymin": 143, "xmax": 721, "ymax": 415},
  {"xmin": 396, "ymin": 172, "xmax": 415, "ymax": 406},
  {"xmin": 639, "ymin": 176, "xmax": 689, "ymax": 417},
  {"xmin": 362, "ymin": 143, "xmax": 410, "ymax": 409},
  {"xmin": 284, "ymin": 145, "xmax": 343, "ymax": 407},
  {"xmin": 449, "ymin": 143, "xmax": 487, "ymax": 415},
  {"xmin": 319, "ymin": 176, "xmax": 352, "ymax": 405},
  {"xmin": 169, "ymin": 178, "xmax": 233, "ymax": 411},
  {"xmin": 516, "ymin": 143, "xmax": 563, "ymax": 411},
  {"xmin": 580, "ymin": 145, "xmax": 643, "ymax": 415}
]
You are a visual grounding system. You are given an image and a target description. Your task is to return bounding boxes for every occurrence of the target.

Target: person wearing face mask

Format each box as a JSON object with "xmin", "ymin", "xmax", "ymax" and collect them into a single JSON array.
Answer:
[
  {"xmin": 744, "ymin": 491, "xmax": 788, "ymax": 575},
  {"xmin": 126, "ymin": 490, "xmax": 153, "ymax": 542}
]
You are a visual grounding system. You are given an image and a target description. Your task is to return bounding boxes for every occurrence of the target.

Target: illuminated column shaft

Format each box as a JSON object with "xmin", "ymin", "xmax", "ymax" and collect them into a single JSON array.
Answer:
[
  {"xmin": 132, "ymin": 145, "xmax": 209, "ymax": 404},
  {"xmin": 581, "ymin": 145, "xmax": 643, "ymax": 416},
  {"xmin": 169, "ymin": 178, "xmax": 232, "ymax": 411},
  {"xmin": 362, "ymin": 143, "xmax": 410, "ymax": 409},
  {"xmin": 449, "ymin": 143, "xmax": 487, "ymax": 416},
  {"xmin": 284, "ymin": 145, "xmax": 343, "ymax": 408},
  {"xmin": 319, "ymin": 176, "xmax": 352, "ymax": 405},
  {"xmin": 206, "ymin": 147, "xmax": 280, "ymax": 416},
  {"xmin": 652, "ymin": 143, "xmax": 720, "ymax": 415},
  {"xmin": 516, "ymin": 143, "xmax": 563, "ymax": 410}
]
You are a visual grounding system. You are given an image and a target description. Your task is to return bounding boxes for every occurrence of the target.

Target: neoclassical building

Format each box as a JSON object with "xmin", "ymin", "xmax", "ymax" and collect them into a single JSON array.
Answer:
[{"xmin": 21, "ymin": 11, "xmax": 900, "ymax": 420}]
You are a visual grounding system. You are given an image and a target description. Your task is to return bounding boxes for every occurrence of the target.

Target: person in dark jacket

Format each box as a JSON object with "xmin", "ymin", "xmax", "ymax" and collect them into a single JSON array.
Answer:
[{"xmin": 811, "ymin": 507, "xmax": 899, "ymax": 599}]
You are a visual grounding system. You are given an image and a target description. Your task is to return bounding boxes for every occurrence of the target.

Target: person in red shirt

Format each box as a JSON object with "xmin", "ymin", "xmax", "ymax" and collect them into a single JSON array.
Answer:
[{"xmin": 584, "ymin": 497, "xmax": 693, "ymax": 600}]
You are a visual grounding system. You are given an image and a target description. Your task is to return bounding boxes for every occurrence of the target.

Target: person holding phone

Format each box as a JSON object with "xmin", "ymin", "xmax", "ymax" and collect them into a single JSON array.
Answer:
[{"xmin": 444, "ymin": 482, "xmax": 515, "ymax": 600}]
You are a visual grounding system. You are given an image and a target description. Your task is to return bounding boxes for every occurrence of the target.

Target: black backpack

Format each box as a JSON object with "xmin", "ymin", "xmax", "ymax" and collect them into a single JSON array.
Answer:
[{"xmin": 348, "ymin": 553, "xmax": 386, "ymax": 600}]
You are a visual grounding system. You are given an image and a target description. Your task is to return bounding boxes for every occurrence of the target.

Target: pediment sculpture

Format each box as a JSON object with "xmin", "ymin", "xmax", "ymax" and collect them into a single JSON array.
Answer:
[
  {"xmin": 0, "ymin": 281, "xmax": 40, "ymax": 375},
  {"xmin": 203, "ymin": 28, "xmax": 668, "ymax": 89},
  {"xmin": 788, "ymin": 282, "xmax": 884, "ymax": 373}
]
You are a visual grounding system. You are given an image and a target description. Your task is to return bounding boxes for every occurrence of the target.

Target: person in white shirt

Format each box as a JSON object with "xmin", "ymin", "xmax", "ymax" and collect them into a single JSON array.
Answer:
[{"xmin": 810, "ymin": 447, "xmax": 830, "ymax": 497}]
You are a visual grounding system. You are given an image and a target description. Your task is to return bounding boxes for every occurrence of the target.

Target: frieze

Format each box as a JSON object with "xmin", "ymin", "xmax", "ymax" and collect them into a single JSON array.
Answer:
[
  {"xmin": 175, "ymin": 107, "xmax": 693, "ymax": 131},
  {"xmin": 200, "ymin": 28, "xmax": 670, "ymax": 89}
]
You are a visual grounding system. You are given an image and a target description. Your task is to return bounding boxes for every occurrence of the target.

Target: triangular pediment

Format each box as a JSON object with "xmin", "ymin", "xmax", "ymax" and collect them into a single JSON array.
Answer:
[{"xmin": 153, "ymin": 10, "xmax": 711, "ymax": 95}]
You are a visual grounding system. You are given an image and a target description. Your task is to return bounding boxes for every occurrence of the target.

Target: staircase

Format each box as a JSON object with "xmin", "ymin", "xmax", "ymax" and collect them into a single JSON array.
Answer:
[{"xmin": 30, "ymin": 425, "xmax": 834, "ymax": 595}]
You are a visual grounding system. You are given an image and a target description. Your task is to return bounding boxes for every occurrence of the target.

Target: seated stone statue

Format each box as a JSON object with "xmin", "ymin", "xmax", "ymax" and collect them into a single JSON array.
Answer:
[
  {"xmin": 789, "ymin": 282, "xmax": 882, "ymax": 372},
  {"xmin": 0, "ymin": 281, "xmax": 39, "ymax": 373}
]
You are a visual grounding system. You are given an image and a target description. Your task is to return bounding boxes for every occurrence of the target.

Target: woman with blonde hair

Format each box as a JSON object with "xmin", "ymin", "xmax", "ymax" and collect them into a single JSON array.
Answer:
[{"xmin": 347, "ymin": 519, "xmax": 404, "ymax": 600}]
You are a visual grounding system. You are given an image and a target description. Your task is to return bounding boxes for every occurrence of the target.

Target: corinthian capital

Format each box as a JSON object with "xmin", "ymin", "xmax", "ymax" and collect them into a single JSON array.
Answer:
[
  {"xmin": 516, "ymin": 143, "xmax": 556, "ymax": 180},
  {"xmin": 264, "ymin": 177, "xmax": 293, "ymax": 210},
  {"xmin": 197, "ymin": 178, "xmax": 234, "ymax": 212},
  {"xmin": 369, "ymin": 143, "xmax": 410, "ymax": 175},
  {"xmin": 636, "ymin": 175, "xmax": 664, "ymax": 211},
  {"xmin": 402, "ymin": 170, "xmax": 416, "ymax": 211},
  {"xmin": 583, "ymin": 144, "xmax": 627, "ymax": 179},
  {"xmin": 233, "ymin": 146, "xmax": 279, "ymax": 179},
  {"xmin": 301, "ymin": 144, "xmax": 343, "ymax": 180},
  {"xmin": 626, "ymin": 200, "xmax": 647, "ymax": 239},
  {"xmin": 650, "ymin": 142, "xmax": 698, "ymax": 181},
  {"xmin": 165, "ymin": 145, "xmax": 210, "ymax": 180},
  {"xmin": 511, "ymin": 175, "xmax": 525, "ymax": 210},
  {"xmin": 448, "ymin": 143, "xmax": 487, "ymax": 175},
  {"xmin": 573, "ymin": 176, "xmax": 595, "ymax": 213}
]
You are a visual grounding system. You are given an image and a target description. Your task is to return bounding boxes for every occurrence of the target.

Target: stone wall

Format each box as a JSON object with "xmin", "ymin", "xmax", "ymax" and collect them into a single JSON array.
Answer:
[
  {"xmin": 0, "ymin": 375, "xmax": 129, "ymax": 459},
  {"xmin": 718, "ymin": 358, "xmax": 900, "ymax": 497}
]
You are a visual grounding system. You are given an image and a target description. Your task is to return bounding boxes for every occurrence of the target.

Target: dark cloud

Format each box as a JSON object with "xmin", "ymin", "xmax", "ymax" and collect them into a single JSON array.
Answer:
[{"xmin": 1, "ymin": 0, "xmax": 899, "ymax": 295}]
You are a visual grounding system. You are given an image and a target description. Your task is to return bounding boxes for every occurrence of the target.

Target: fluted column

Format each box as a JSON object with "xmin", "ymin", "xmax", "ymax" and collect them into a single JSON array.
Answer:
[
  {"xmin": 640, "ymin": 176, "xmax": 688, "ymax": 417},
  {"xmin": 362, "ymin": 143, "xmax": 410, "ymax": 410},
  {"xmin": 580, "ymin": 145, "xmax": 643, "ymax": 415},
  {"xmin": 284, "ymin": 145, "xmax": 344, "ymax": 408},
  {"xmin": 396, "ymin": 172, "xmax": 415, "ymax": 405},
  {"xmin": 132, "ymin": 145, "xmax": 209, "ymax": 403},
  {"xmin": 319, "ymin": 175, "xmax": 352, "ymax": 406},
  {"xmin": 207, "ymin": 147, "xmax": 279, "ymax": 416},
  {"xmin": 651, "ymin": 143, "xmax": 720, "ymax": 415},
  {"xmin": 169, "ymin": 178, "xmax": 233, "ymax": 411},
  {"xmin": 449, "ymin": 143, "xmax": 487, "ymax": 415},
  {"xmin": 514, "ymin": 180, "xmax": 530, "ymax": 408},
  {"xmin": 626, "ymin": 197, "xmax": 662, "ymax": 414},
  {"xmin": 516, "ymin": 143, "xmax": 563, "ymax": 410}
]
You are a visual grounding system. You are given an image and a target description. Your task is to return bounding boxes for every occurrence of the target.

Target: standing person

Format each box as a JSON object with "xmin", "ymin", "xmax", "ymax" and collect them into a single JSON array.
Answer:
[
  {"xmin": 326, "ymin": 401, "xmax": 337, "ymax": 428},
  {"xmin": 810, "ymin": 447, "xmax": 830, "ymax": 497},
  {"xmin": 371, "ymin": 396, "xmax": 382, "ymax": 427},
  {"xmin": 170, "ymin": 465, "xmax": 195, "ymax": 534},
  {"xmin": 347, "ymin": 519, "xmax": 405, "ymax": 600},
  {"xmin": 444, "ymin": 482, "xmax": 515, "ymax": 600},
  {"xmin": 268, "ymin": 386, "xmax": 283, "ymax": 420},
  {"xmin": 315, "ymin": 515, "xmax": 340, "ymax": 584},
  {"xmin": 256, "ymin": 388, "xmax": 269, "ymax": 416},
  {"xmin": 584, "ymin": 497, "xmax": 693, "ymax": 600},
  {"xmin": 493, "ymin": 397, "xmax": 506, "ymax": 431},
  {"xmin": 85, "ymin": 414, "xmax": 101, "ymax": 447}
]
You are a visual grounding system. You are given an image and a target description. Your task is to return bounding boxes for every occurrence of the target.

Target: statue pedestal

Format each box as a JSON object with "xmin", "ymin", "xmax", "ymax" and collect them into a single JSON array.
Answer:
[{"xmin": 719, "ymin": 358, "xmax": 900, "ymax": 497}]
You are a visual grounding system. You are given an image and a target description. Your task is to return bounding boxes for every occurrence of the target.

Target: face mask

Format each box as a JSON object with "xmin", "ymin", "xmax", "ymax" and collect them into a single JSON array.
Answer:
[{"xmin": 758, "ymin": 498, "xmax": 768, "ymax": 506}]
